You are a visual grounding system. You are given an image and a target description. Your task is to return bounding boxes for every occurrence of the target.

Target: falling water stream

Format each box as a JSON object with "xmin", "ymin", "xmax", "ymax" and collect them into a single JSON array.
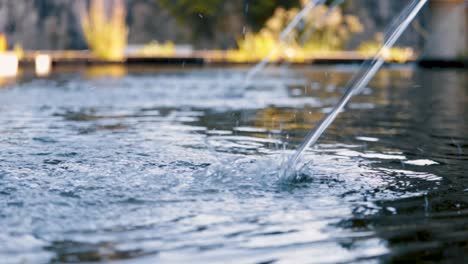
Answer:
[{"xmin": 282, "ymin": 0, "xmax": 429, "ymax": 180}]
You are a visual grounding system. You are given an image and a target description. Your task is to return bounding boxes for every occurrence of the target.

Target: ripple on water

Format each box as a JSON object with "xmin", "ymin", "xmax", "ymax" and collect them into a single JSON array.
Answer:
[{"xmin": 0, "ymin": 68, "xmax": 465, "ymax": 263}]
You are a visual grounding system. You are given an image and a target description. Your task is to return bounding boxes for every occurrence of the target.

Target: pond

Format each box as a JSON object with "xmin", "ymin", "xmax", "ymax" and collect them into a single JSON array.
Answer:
[{"xmin": 0, "ymin": 65, "xmax": 466, "ymax": 263}]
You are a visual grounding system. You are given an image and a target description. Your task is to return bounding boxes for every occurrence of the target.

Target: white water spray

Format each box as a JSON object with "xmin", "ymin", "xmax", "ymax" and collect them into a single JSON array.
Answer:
[{"xmin": 282, "ymin": 0, "xmax": 428, "ymax": 180}]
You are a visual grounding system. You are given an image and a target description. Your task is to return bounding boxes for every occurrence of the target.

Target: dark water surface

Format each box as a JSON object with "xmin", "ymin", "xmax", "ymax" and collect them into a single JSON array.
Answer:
[{"xmin": 0, "ymin": 66, "xmax": 466, "ymax": 263}]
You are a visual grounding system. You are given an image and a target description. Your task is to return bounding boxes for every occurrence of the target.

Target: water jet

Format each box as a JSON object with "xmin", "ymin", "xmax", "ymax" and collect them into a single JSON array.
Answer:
[{"xmin": 282, "ymin": 0, "xmax": 429, "ymax": 180}]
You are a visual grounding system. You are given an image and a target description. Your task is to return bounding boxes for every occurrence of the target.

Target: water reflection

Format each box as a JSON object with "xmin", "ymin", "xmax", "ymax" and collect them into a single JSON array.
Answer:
[
  {"xmin": 0, "ymin": 66, "xmax": 466, "ymax": 263},
  {"xmin": 84, "ymin": 65, "xmax": 128, "ymax": 79},
  {"xmin": 338, "ymin": 69, "xmax": 468, "ymax": 262}
]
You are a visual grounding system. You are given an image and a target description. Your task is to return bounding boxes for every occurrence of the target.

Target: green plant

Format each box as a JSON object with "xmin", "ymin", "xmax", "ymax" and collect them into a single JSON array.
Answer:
[
  {"xmin": 0, "ymin": 33, "xmax": 7, "ymax": 53},
  {"xmin": 231, "ymin": 1, "xmax": 364, "ymax": 62},
  {"xmin": 358, "ymin": 33, "xmax": 415, "ymax": 63},
  {"xmin": 80, "ymin": 0, "xmax": 128, "ymax": 61},
  {"xmin": 13, "ymin": 43, "xmax": 24, "ymax": 60},
  {"xmin": 138, "ymin": 41, "xmax": 175, "ymax": 56},
  {"xmin": 260, "ymin": 1, "xmax": 364, "ymax": 51}
]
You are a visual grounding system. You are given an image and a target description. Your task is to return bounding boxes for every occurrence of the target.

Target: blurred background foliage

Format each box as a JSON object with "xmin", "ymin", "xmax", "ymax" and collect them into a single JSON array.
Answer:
[
  {"xmin": 138, "ymin": 41, "xmax": 175, "ymax": 56},
  {"xmin": 229, "ymin": 1, "xmax": 366, "ymax": 62},
  {"xmin": 71, "ymin": 0, "xmax": 414, "ymax": 62},
  {"xmin": 261, "ymin": 2, "xmax": 364, "ymax": 51},
  {"xmin": 0, "ymin": 33, "xmax": 7, "ymax": 52},
  {"xmin": 158, "ymin": 0, "xmax": 224, "ymax": 39},
  {"xmin": 244, "ymin": 0, "xmax": 301, "ymax": 30},
  {"xmin": 80, "ymin": 0, "xmax": 128, "ymax": 60},
  {"xmin": 358, "ymin": 33, "xmax": 415, "ymax": 63},
  {"xmin": 0, "ymin": 0, "xmax": 428, "ymax": 61},
  {"xmin": 159, "ymin": 0, "xmax": 300, "ymax": 39}
]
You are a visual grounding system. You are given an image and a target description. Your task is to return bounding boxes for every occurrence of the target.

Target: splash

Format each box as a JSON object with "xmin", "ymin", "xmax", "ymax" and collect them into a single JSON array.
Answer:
[{"xmin": 282, "ymin": 0, "xmax": 428, "ymax": 181}]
